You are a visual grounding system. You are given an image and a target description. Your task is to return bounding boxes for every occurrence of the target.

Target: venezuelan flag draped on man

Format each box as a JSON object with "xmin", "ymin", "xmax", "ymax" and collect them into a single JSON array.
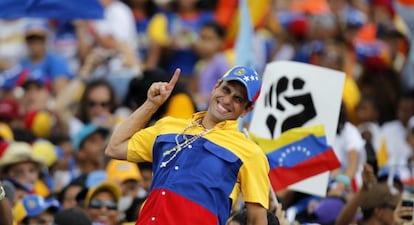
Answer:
[{"xmin": 251, "ymin": 125, "xmax": 341, "ymax": 191}]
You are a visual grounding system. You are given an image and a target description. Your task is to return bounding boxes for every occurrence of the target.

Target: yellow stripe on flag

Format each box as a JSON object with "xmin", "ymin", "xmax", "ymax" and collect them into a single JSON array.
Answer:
[{"xmin": 250, "ymin": 125, "xmax": 326, "ymax": 154}]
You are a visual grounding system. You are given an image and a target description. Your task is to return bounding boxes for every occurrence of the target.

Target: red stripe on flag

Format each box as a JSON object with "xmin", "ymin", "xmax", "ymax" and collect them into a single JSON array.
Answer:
[
  {"xmin": 268, "ymin": 149, "xmax": 340, "ymax": 191},
  {"xmin": 137, "ymin": 189, "xmax": 218, "ymax": 225}
]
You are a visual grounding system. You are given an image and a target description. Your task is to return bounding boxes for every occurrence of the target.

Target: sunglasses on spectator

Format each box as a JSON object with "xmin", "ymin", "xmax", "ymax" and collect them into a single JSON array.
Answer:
[
  {"xmin": 87, "ymin": 100, "xmax": 110, "ymax": 108},
  {"xmin": 25, "ymin": 35, "xmax": 46, "ymax": 42},
  {"xmin": 88, "ymin": 199, "xmax": 118, "ymax": 210}
]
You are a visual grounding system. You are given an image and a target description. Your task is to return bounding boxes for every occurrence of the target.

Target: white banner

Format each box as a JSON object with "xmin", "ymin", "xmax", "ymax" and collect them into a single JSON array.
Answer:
[{"xmin": 250, "ymin": 61, "xmax": 345, "ymax": 196}]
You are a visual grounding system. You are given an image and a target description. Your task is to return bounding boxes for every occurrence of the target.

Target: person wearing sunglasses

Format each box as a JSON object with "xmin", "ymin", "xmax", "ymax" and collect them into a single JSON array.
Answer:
[
  {"xmin": 85, "ymin": 182, "xmax": 121, "ymax": 225},
  {"xmin": 68, "ymin": 79, "xmax": 118, "ymax": 139}
]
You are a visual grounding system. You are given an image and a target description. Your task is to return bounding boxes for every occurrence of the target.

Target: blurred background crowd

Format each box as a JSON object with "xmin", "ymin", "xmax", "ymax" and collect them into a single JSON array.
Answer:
[{"xmin": 1, "ymin": 0, "xmax": 414, "ymax": 224}]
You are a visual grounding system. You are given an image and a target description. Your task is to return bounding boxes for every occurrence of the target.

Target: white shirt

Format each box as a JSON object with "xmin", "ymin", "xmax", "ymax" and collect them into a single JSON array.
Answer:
[
  {"xmin": 333, "ymin": 122, "xmax": 366, "ymax": 186},
  {"xmin": 381, "ymin": 120, "xmax": 412, "ymax": 180},
  {"xmin": 93, "ymin": 1, "xmax": 138, "ymax": 50}
]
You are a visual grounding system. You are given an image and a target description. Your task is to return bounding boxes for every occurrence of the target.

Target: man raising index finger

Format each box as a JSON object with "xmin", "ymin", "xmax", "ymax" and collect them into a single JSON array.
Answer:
[{"xmin": 105, "ymin": 66, "xmax": 270, "ymax": 225}]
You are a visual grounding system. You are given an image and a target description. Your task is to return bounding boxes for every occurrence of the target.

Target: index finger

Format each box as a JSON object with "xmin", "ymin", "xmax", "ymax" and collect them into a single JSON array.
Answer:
[{"xmin": 167, "ymin": 68, "xmax": 181, "ymax": 89}]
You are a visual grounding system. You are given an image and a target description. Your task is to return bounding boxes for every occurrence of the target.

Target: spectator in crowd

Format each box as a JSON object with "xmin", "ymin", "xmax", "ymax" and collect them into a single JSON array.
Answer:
[
  {"xmin": 13, "ymin": 194, "xmax": 60, "ymax": 225},
  {"xmin": 20, "ymin": 20, "xmax": 73, "ymax": 95},
  {"xmin": 92, "ymin": 0, "xmax": 138, "ymax": 51},
  {"xmin": 332, "ymin": 103, "xmax": 366, "ymax": 190},
  {"xmin": 0, "ymin": 142, "xmax": 48, "ymax": 197},
  {"xmin": 71, "ymin": 124, "xmax": 110, "ymax": 186},
  {"xmin": 69, "ymin": 79, "xmax": 118, "ymax": 138},
  {"xmin": 146, "ymin": 0, "xmax": 214, "ymax": 87},
  {"xmin": 85, "ymin": 182, "xmax": 122, "ymax": 225},
  {"xmin": 57, "ymin": 181, "xmax": 85, "ymax": 210},
  {"xmin": 356, "ymin": 95, "xmax": 382, "ymax": 174},
  {"xmin": 358, "ymin": 183, "xmax": 401, "ymax": 225},
  {"xmin": 106, "ymin": 159, "xmax": 143, "ymax": 222},
  {"xmin": 194, "ymin": 21, "xmax": 230, "ymax": 110},
  {"xmin": 379, "ymin": 93, "xmax": 414, "ymax": 182},
  {"xmin": 122, "ymin": 0, "xmax": 158, "ymax": 60}
]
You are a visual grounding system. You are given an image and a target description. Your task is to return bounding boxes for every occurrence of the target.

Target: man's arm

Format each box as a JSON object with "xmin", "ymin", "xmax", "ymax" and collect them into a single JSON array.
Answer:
[
  {"xmin": 245, "ymin": 202, "xmax": 267, "ymax": 225},
  {"xmin": 105, "ymin": 69, "xmax": 181, "ymax": 160}
]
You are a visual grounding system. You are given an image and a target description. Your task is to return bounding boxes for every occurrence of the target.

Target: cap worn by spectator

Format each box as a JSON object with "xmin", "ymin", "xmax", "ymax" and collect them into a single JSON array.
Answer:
[
  {"xmin": 54, "ymin": 207, "xmax": 92, "ymax": 225},
  {"xmin": 85, "ymin": 182, "xmax": 121, "ymax": 207},
  {"xmin": 24, "ymin": 110, "xmax": 54, "ymax": 139},
  {"xmin": 25, "ymin": 20, "xmax": 49, "ymax": 38},
  {"xmin": 72, "ymin": 124, "xmax": 109, "ymax": 150},
  {"xmin": 0, "ymin": 99, "xmax": 19, "ymax": 122},
  {"xmin": 18, "ymin": 73, "xmax": 52, "ymax": 91},
  {"xmin": 0, "ymin": 142, "xmax": 44, "ymax": 173},
  {"xmin": 13, "ymin": 194, "xmax": 60, "ymax": 223},
  {"xmin": 360, "ymin": 183, "xmax": 400, "ymax": 211},
  {"xmin": 221, "ymin": 66, "xmax": 262, "ymax": 104},
  {"xmin": 86, "ymin": 170, "xmax": 107, "ymax": 188},
  {"xmin": 32, "ymin": 140, "xmax": 58, "ymax": 168},
  {"xmin": 313, "ymin": 196, "xmax": 346, "ymax": 224},
  {"xmin": 106, "ymin": 159, "xmax": 142, "ymax": 184}
]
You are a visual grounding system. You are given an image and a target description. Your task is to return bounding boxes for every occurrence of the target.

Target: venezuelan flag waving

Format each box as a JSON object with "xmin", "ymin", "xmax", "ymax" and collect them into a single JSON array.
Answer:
[{"xmin": 250, "ymin": 125, "xmax": 340, "ymax": 191}]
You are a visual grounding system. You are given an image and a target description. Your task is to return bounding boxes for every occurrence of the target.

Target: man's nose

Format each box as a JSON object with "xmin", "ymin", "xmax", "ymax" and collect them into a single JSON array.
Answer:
[{"xmin": 222, "ymin": 94, "xmax": 233, "ymax": 104}]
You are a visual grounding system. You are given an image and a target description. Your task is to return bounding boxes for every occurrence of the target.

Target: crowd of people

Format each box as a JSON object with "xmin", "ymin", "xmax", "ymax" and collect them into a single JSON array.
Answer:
[{"xmin": 1, "ymin": 0, "xmax": 414, "ymax": 224}]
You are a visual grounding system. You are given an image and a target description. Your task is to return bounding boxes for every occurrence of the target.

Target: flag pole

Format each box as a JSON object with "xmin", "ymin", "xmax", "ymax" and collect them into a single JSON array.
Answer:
[{"xmin": 242, "ymin": 127, "xmax": 280, "ymax": 207}]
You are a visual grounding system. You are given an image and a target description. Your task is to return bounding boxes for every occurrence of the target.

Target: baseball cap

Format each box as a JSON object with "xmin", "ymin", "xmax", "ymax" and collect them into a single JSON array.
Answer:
[
  {"xmin": 13, "ymin": 194, "xmax": 60, "ymax": 223},
  {"xmin": 221, "ymin": 66, "xmax": 262, "ymax": 104},
  {"xmin": 0, "ymin": 142, "xmax": 44, "ymax": 173},
  {"xmin": 25, "ymin": 20, "xmax": 49, "ymax": 37},
  {"xmin": 24, "ymin": 110, "xmax": 53, "ymax": 138},
  {"xmin": 86, "ymin": 170, "xmax": 107, "ymax": 188},
  {"xmin": 360, "ymin": 183, "xmax": 400, "ymax": 211},
  {"xmin": 54, "ymin": 207, "xmax": 92, "ymax": 225},
  {"xmin": 19, "ymin": 74, "xmax": 51, "ymax": 91},
  {"xmin": 106, "ymin": 159, "xmax": 142, "ymax": 184},
  {"xmin": 313, "ymin": 197, "xmax": 346, "ymax": 224},
  {"xmin": 85, "ymin": 182, "xmax": 121, "ymax": 206},
  {"xmin": 32, "ymin": 140, "xmax": 58, "ymax": 168},
  {"xmin": 72, "ymin": 124, "xmax": 109, "ymax": 150}
]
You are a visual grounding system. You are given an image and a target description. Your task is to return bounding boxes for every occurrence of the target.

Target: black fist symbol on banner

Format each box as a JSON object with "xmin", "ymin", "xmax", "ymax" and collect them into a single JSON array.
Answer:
[{"xmin": 264, "ymin": 76, "xmax": 317, "ymax": 139}]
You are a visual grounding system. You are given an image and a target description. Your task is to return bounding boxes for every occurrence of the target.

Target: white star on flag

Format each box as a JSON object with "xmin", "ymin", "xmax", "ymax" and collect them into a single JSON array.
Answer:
[{"xmin": 243, "ymin": 76, "xmax": 250, "ymax": 81}]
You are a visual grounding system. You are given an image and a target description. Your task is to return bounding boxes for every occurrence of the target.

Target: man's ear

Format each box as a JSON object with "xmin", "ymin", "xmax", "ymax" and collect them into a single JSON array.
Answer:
[{"xmin": 240, "ymin": 105, "xmax": 254, "ymax": 117}]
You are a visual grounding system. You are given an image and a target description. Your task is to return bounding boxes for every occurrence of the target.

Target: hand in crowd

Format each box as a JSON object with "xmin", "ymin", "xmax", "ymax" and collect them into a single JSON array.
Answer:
[
  {"xmin": 393, "ymin": 202, "xmax": 414, "ymax": 225},
  {"xmin": 274, "ymin": 204, "xmax": 288, "ymax": 225},
  {"xmin": 361, "ymin": 164, "xmax": 377, "ymax": 191}
]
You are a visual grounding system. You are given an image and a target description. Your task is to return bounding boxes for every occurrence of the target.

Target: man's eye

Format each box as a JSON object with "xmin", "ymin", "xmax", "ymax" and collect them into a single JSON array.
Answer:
[{"xmin": 234, "ymin": 97, "xmax": 244, "ymax": 104}]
